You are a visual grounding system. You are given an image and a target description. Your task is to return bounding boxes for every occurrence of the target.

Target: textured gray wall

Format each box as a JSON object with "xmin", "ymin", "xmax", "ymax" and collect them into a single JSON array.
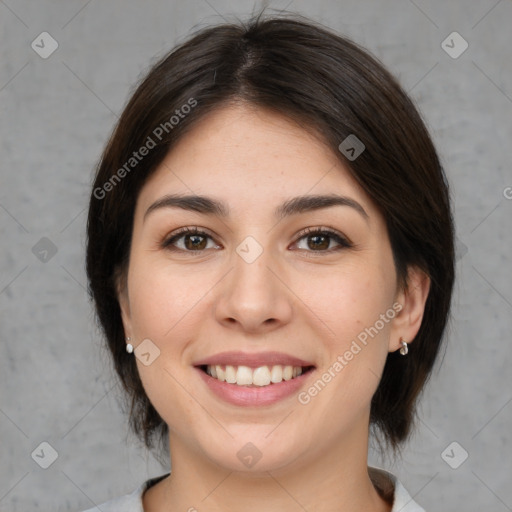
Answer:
[{"xmin": 1, "ymin": 1, "xmax": 511, "ymax": 511}]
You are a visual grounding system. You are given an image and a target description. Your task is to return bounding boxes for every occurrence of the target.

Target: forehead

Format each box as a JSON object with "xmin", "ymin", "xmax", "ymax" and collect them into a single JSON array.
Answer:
[{"xmin": 135, "ymin": 104, "xmax": 376, "ymax": 220}]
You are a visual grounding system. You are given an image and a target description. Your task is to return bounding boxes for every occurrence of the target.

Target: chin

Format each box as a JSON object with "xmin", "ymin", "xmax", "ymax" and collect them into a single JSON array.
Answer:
[{"xmin": 199, "ymin": 431, "xmax": 307, "ymax": 474}]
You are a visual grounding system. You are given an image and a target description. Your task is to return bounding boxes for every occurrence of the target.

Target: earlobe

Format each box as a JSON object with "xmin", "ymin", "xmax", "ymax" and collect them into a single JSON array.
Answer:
[{"xmin": 389, "ymin": 266, "xmax": 430, "ymax": 352}]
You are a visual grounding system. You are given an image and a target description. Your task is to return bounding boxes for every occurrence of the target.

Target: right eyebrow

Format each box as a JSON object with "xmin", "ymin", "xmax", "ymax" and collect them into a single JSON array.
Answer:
[{"xmin": 144, "ymin": 194, "xmax": 229, "ymax": 222}]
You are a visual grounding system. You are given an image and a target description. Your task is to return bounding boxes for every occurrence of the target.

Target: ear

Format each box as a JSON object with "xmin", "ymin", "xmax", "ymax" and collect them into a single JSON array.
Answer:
[
  {"xmin": 389, "ymin": 266, "xmax": 430, "ymax": 352},
  {"xmin": 115, "ymin": 266, "xmax": 132, "ymax": 338}
]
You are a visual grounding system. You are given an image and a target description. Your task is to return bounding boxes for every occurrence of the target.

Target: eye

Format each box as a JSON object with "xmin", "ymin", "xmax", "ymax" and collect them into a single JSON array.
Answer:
[
  {"xmin": 161, "ymin": 226, "xmax": 352, "ymax": 255},
  {"xmin": 161, "ymin": 227, "xmax": 221, "ymax": 252},
  {"xmin": 292, "ymin": 227, "xmax": 352, "ymax": 253}
]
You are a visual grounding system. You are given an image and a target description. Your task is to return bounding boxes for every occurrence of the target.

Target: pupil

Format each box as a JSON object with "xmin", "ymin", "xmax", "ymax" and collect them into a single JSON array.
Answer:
[
  {"xmin": 186, "ymin": 234, "xmax": 206, "ymax": 250},
  {"xmin": 308, "ymin": 235, "xmax": 329, "ymax": 250}
]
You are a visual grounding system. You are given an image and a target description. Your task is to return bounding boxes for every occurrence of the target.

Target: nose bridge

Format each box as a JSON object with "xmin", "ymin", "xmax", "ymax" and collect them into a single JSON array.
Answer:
[
  {"xmin": 231, "ymin": 236, "xmax": 279, "ymax": 303},
  {"xmin": 214, "ymin": 235, "xmax": 292, "ymax": 331}
]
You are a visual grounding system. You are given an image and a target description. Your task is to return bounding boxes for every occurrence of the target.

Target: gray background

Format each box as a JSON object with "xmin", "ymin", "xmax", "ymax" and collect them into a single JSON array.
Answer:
[{"xmin": 1, "ymin": 0, "xmax": 511, "ymax": 511}]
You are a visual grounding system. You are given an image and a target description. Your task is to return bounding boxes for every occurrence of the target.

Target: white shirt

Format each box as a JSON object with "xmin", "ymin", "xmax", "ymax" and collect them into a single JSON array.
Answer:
[{"xmin": 80, "ymin": 466, "xmax": 425, "ymax": 512}]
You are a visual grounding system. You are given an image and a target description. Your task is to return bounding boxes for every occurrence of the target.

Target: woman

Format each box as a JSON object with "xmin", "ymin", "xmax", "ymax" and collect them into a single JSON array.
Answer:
[{"xmin": 84, "ymin": 13, "xmax": 454, "ymax": 512}]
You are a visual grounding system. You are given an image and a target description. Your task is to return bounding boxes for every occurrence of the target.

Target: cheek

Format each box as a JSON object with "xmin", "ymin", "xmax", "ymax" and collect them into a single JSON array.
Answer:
[
  {"xmin": 127, "ymin": 255, "xmax": 205, "ymax": 340},
  {"xmin": 306, "ymin": 265, "xmax": 394, "ymax": 399},
  {"xmin": 126, "ymin": 257, "xmax": 206, "ymax": 427},
  {"xmin": 305, "ymin": 264, "xmax": 394, "ymax": 344}
]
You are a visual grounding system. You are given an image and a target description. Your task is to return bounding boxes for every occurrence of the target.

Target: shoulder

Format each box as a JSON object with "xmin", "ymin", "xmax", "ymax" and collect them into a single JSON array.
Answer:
[
  {"xmin": 79, "ymin": 473, "xmax": 170, "ymax": 512},
  {"xmin": 369, "ymin": 466, "xmax": 426, "ymax": 512}
]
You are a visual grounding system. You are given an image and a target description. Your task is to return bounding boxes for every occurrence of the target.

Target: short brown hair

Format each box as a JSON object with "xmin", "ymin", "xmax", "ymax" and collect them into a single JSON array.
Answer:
[{"xmin": 86, "ymin": 13, "xmax": 455, "ymax": 455}]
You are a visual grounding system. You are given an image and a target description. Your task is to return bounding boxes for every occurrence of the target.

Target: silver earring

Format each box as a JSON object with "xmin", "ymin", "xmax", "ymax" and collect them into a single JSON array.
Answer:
[
  {"xmin": 126, "ymin": 337, "xmax": 134, "ymax": 354},
  {"xmin": 399, "ymin": 338, "xmax": 408, "ymax": 356}
]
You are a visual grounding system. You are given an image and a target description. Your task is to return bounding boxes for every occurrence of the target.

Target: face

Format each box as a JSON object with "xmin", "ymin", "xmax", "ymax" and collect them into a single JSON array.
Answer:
[{"xmin": 118, "ymin": 104, "xmax": 413, "ymax": 474}]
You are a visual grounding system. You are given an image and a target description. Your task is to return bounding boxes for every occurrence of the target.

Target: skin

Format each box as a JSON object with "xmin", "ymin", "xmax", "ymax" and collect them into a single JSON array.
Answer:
[{"xmin": 117, "ymin": 103, "xmax": 430, "ymax": 512}]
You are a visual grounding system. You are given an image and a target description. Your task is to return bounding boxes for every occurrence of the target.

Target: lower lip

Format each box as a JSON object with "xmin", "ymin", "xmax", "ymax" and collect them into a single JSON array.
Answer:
[{"xmin": 195, "ymin": 367, "xmax": 314, "ymax": 406}]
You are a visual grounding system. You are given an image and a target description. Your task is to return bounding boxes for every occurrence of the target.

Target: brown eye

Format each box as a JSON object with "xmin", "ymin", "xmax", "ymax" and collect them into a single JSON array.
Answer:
[
  {"xmin": 306, "ymin": 233, "xmax": 330, "ymax": 250},
  {"xmin": 162, "ymin": 228, "xmax": 220, "ymax": 252},
  {"xmin": 183, "ymin": 233, "xmax": 208, "ymax": 250},
  {"xmin": 294, "ymin": 228, "xmax": 352, "ymax": 252}
]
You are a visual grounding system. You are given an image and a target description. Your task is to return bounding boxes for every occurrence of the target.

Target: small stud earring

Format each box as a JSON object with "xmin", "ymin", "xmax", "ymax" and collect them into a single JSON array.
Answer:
[
  {"xmin": 126, "ymin": 337, "xmax": 134, "ymax": 354},
  {"xmin": 399, "ymin": 338, "xmax": 408, "ymax": 356}
]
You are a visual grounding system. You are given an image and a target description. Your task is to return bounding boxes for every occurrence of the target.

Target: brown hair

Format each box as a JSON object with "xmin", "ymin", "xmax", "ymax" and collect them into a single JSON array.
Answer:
[{"xmin": 86, "ymin": 13, "xmax": 454, "ymax": 455}]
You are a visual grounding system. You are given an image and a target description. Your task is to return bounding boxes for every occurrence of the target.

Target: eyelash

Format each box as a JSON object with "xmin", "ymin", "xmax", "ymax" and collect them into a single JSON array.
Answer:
[{"xmin": 161, "ymin": 226, "xmax": 352, "ymax": 256}]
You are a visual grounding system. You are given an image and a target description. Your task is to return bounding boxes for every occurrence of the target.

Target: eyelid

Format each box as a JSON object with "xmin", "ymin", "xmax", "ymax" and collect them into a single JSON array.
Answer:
[
  {"xmin": 169, "ymin": 225, "xmax": 217, "ymax": 238},
  {"xmin": 292, "ymin": 226, "xmax": 353, "ymax": 247},
  {"xmin": 161, "ymin": 226, "xmax": 221, "ymax": 250}
]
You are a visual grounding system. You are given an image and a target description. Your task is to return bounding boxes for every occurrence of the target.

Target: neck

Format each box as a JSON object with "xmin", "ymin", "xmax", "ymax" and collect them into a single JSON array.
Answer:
[{"xmin": 146, "ymin": 425, "xmax": 392, "ymax": 512}]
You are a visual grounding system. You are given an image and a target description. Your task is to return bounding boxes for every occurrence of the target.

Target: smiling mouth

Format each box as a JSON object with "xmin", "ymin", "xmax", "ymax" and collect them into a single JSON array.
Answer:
[{"xmin": 197, "ymin": 364, "xmax": 315, "ymax": 387}]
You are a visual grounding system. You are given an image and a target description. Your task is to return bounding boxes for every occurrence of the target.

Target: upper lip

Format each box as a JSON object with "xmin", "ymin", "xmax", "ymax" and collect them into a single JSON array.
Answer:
[{"xmin": 193, "ymin": 351, "xmax": 315, "ymax": 369}]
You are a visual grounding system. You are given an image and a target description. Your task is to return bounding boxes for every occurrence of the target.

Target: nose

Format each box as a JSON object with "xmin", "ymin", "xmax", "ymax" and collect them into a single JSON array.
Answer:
[{"xmin": 214, "ymin": 243, "xmax": 293, "ymax": 334}]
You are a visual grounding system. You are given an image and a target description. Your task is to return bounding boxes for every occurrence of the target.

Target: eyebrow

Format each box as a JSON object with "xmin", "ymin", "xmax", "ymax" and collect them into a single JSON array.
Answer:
[{"xmin": 143, "ymin": 193, "xmax": 369, "ymax": 223}]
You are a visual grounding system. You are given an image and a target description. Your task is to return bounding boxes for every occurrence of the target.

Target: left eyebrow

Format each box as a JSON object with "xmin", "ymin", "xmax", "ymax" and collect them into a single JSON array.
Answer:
[
  {"xmin": 143, "ymin": 193, "xmax": 369, "ymax": 223},
  {"xmin": 275, "ymin": 194, "xmax": 369, "ymax": 222}
]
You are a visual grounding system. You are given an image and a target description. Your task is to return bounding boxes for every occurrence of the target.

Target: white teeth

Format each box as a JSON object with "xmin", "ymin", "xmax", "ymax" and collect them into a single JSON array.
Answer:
[
  {"xmin": 206, "ymin": 364, "xmax": 306, "ymax": 386},
  {"xmin": 283, "ymin": 365, "xmax": 293, "ymax": 381},
  {"xmin": 270, "ymin": 365, "xmax": 283, "ymax": 383},
  {"xmin": 252, "ymin": 366, "xmax": 271, "ymax": 386},
  {"xmin": 225, "ymin": 365, "xmax": 237, "ymax": 384},
  {"xmin": 236, "ymin": 366, "xmax": 253, "ymax": 385},
  {"xmin": 216, "ymin": 365, "xmax": 225, "ymax": 381}
]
